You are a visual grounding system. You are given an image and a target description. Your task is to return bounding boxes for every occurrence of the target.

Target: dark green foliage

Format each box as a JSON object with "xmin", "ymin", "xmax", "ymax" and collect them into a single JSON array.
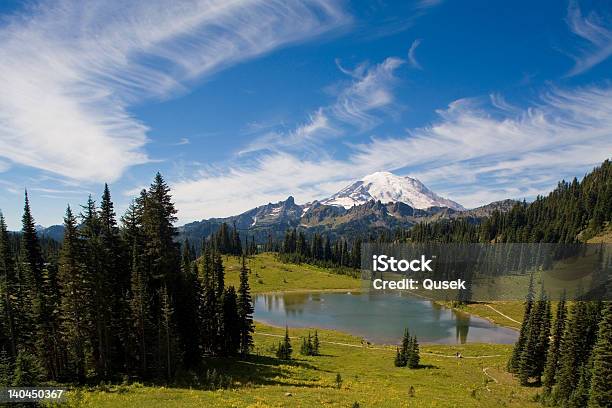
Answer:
[
  {"xmin": 335, "ymin": 373, "xmax": 342, "ymax": 389},
  {"xmin": 58, "ymin": 206, "xmax": 92, "ymax": 382},
  {"xmin": 300, "ymin": 331, "xmax": 319, "ymax": 356},
  {"xmin": 221, "ymin": 286, "xmax": 241, "ymax": 356},
  {"xmin": 508, "ymin": 274, "xmax": 535, "ymax": 373},
  {"xmin": 1, "ymin": 173, "xmax": 256, "ymax": 388},
  {"xmin": 551, "ymin": 301, "xmax": 602, "ymax": 404},
  {"xmin": 313, "ymin": 330, "xmax": 320, "ymax": 356},
  {"xmin": 0, "ymin": 213, "xmax": 18, "ymax": 357},
  {"xmin": 0, "ymin": 350, "xmax": 13, "ymax": 386},
  {"xmin": 11, "ymin": 351, "xmax": 43, "ymax": 386},
  {"xmin": 408, "ymin": 336, "xmax": 420, "ymax": 369},
  {"xmin": 211, "ymin": 223, "xmax": 242, "ymax": 255},
  {"xmin": 237, "ymin": 256, "xmax": 254, "ymax": 356},
  {"xmin": 276, "ymin": 327, "xmax": 292, "ymax": 360},
  {"xmin": 587, "ymin": 302, "xmax": 612, "ymax": 408},
  {"xmin": 279, "ymin": 229, "xmax": 361, "ymax": 274},
  {"xmin": 395, "ymin": 328, "xmax": 420, "ymax": 369},
  {"xmin": 518, "ymin": 291, "xmax": 551, "ymax": 385},
  {"xmin": 542, "ymin": 294, "xmax": 567, "ymax": 395},
  {"xmin": 411, "ymin": 160, "xmax": 612, "ymax": 244}
]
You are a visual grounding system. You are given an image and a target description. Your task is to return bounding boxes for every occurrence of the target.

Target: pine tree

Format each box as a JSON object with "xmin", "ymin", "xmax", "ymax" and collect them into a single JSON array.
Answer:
[
  {"xmin": 276, "ymin": 326, "xmax": 292, "ymax": 360},
  {"xmin": 394, "ymin": 347, "xmax": 405, "ymax": 367},
  {"xmin": 553, "ymin": 301, "xmax": 593, "ymax": 403},
  {"xmin": 175, "ymin": 240, "xmax": 202, "ymax": 368},
  {"xmin": 587, "ymin": 302, "xmax": 611, "ymax": 408},
  {"xmin": 158, "ymin": 285, "xmax": 179, "ymax": 381},
  {"xmin": 0, "ymin": 213, "xmax": 17, "ymax": 357},
  {"xmin": 18, "ymin": 192, "xmax": 44, "ymax": 355},
  {"xmin": 199, "ymin": 249, "xmax": 217, "ymax": 356},
  {"xmin": 11, "ymin": 351, "xmax": 43, "ymax": 386},
  {"xmin": 0, "ymin": 349, "xmax": 13, "ymax": 386},
  {"xmin": 408, "ymin": 335, "xmax": 420, "ymax": 369},
  {"xmin": 129, "ymin": 243, "xmax": 151, "ymax": 377},
  {"xmin": 508, "ymin": 273, "xmax": 535, "ymax": 373},
  {"xmin": 99, "ymin": 184, "xmax": 130, "ymax": 374},
  {"xmin": 313, "ymin": 330, "xmax": 320, "ymax": 356},
  {"xmin": 237, "ymin": 256, "xmax": 254, "ymax": 356},
  {"xmin": 58, "ymin": 206, "xmax": 92, "ymax": 382},
  {"xmin": 221, "ymin": 286, "xmax": 240, "ymax": 356},
  {"xmin": 518, "ymin": 291, "xmax": 551, "ymax": 385},
  {"xmin": 542, "ymin": 294, "xmax": 567, "ymax": 395}
]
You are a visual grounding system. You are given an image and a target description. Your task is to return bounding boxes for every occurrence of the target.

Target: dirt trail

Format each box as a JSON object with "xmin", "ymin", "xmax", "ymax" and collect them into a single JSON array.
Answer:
[
  {"xmin": 484, "ymin": 304, "xmax": 521, "ymax": 324},
  {"xmin": 255, "ymin": 332, "xmax": 503, "ymax": 359}
]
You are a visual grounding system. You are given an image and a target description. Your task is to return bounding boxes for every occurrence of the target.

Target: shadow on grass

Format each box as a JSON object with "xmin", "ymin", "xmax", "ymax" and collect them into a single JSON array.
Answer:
[{"xmin": 199, "ymin": 354, "xmax": 335, "ymax": 388}]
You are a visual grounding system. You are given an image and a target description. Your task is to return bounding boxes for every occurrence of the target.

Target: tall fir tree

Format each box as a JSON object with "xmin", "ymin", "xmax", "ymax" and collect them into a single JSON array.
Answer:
[
  {"xmin": 508, "ymin": 273, "xmax": 535, "ymax": 373},
  {"xmin": 587, "ymin": 302, "xmax": 611, "ymax": 408},
  {"xmin": 0, "ymin": 213, "xmax": 18, "ymax": 357},
  {"xmin": 58, "ymin": 206, "xmax": 92, "ymax": 382},
  {"xmin": 542, "ymin": 294, "xmax": 567, "ymax": 395},
  {"xmin": 237, "ymin": 256, "xmax": 254, "ymax": 356}
]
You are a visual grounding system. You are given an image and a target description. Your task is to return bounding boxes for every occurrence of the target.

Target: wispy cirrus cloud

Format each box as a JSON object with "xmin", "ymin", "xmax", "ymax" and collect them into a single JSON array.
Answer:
[
  {"xmin": 0, "ymin": 0, "xmax": 349, "ymax": 183},
  {"xmin": 565, "ymin": 0, "xmax": 612, "ymax": 76},
  {"xmin": 407, "ymin": 39, "xmax": 423, "ymax": 70},
  {"xmin": 241, "ymin": 56, "xmax": 405, "ymax": 155},
  {"xmin": 172, "ymin": 83, "xmax": 612, "ymax": 221}
]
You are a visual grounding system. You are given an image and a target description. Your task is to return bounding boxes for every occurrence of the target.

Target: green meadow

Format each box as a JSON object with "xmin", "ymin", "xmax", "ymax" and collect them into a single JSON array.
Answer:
[
  {"xmin": 46, "ymin": 254, "xmax": 544, "ymax": 407},
  {"xmin": 59, "ymin": 323, "xmax": 540, "ymax": 408}
]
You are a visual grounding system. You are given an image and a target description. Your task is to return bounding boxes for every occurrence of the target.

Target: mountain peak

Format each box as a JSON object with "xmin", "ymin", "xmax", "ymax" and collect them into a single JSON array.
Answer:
[{"xmin": 320, "ymin": 171, "xmax": 464, "ymax": 211}]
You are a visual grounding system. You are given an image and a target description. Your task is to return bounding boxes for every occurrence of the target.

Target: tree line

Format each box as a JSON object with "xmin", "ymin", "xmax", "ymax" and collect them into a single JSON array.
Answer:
[
  {"xmin": 278, "ymin": 228, "xmax": 362, "ymax": 272},
  {"xmin": 409, "ymin": 160, "xmax": 612, "ymax": 244},
  {"xmin": 0, "ymin": 173, "xmax": 254, "ymax": 386},
  {"xmin": 508, "ymin": 280, "xmax": 610, "ymax": 407}
]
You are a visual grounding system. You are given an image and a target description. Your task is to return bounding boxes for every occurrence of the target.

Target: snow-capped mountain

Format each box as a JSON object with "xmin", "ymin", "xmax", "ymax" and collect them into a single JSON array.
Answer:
[{"xmin": 320, "ymin": 171, "xmax": 465, "ymax": 211}]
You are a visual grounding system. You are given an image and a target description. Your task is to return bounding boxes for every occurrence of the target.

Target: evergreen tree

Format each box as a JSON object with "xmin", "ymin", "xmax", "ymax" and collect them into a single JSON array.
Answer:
[
  {"xmin": 237, "ymin": 256, "xmax": 254, "ymax": 356},
  {"xmin": 129, "ymin": 243, "xmax": 151, "ymax": 377},
  {"xmin": 199, "ymin": 249, "xmax": 217, "ymax": 355},
  {"xmin": 508, "ymin": 273, "xmax": 535, "ymax": 373},
  {"xmin": 394, "ymin": 347, "xmax": 405, "ymax": 367},
  {"xmin": 0, "ymin": 213, "xmax": 17, "ymax": 357},
  {"xmin": 552, "ymin": 301, "xmax": 599, "ymax": 404},
  {"xmin": 276, "ymin": 327, "xmax": 292, "ymax": 360},
  {"xmin": 542, "ymin": 294, "xmax": 567, "ymax": 395},
  {"xmin": 587, "ymin": 302, "xmax": 612, "ymax": 408},
  {"xmin": 313, "ymin": 330, "xmax": 320, "ymax": 356},
  {"xmin": 158, "ymin": 285, "xmax": 179, "ymax": 381},
  {"xmin": 18, "ymin": 192, "xmax": 44, "ymax": 355},
  {"xmin": 0, "ymin": 350, "xmax": 13, "ymax": 386},
  {"xmin": 58, "ymin": 206, "xmax": 92, "ymax": 382},
  {"xmin": 11, "ymin": 351, "xmax": 43, "ymax": 386},
  {"xmin": 221, "ymin": 286, "xmax": 240, "ymax": 356},
  {"xmin": 175, "ymin": 240, "xmax": 202, "ymax": 368},
  {"xmin": 99, "ymin": 184, "xmax": 130, "ymax": 374},
  {"xmin": 408, "ymin": 335, "xmax": 420, "ymax": 369},
  {"xmin": 518, "ymin": 292, "xmax": 551, "ymax": 385}
]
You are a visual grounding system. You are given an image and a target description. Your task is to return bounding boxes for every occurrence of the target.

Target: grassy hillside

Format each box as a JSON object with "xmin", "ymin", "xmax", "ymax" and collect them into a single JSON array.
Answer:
[
  {"xmin": 223, "ymin": 253, "xmax": 360, "ymax": 294},
  {"xmin": 62, "ymin": 323, "xmax": 540, "ymax": 408}
]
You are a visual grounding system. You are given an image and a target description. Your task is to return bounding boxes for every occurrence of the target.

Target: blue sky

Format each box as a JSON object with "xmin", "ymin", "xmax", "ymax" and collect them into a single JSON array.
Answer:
[{"xmin": 0, "ymin": 0, "xmax": 611, "ymax": 229}]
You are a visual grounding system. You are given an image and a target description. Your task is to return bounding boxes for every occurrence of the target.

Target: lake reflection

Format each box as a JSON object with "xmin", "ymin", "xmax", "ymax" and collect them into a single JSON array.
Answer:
[{"xmin": 254, "ymin": 292, "xmax": 518, "ymax": 345}]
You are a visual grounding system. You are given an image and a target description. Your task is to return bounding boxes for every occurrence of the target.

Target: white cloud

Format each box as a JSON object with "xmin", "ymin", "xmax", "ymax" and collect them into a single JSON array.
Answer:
[
  {"xmin": 172, "ymin": 84, "xmax": 612, "ymax": 221},
  {"xmin": 0, "ymin": 0, "xmax": 349, "ymax": 182},
  {"xmin": 239, "ymin": 109, "xmax": 334, "ymax": 155},
  {"xmin": 408, "ymin": 39, "xmax": 423, "ymax": 70},
  {"xmin": 565, "ymin": 0, "xmax": 612, "ymax": 76},
  {"xmin": 242, "ymin": 56, "xmax": 405, "ymax": 156},
  {"xmin": 331, "ymin": 57, "xmax": 405, "ymax": 129}
]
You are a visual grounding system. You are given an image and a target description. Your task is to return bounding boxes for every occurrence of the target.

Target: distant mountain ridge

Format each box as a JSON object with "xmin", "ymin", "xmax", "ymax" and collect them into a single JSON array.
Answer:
[{"xmin": 27, "ymin": 173, "xmax": 517, "ymax": 244}]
